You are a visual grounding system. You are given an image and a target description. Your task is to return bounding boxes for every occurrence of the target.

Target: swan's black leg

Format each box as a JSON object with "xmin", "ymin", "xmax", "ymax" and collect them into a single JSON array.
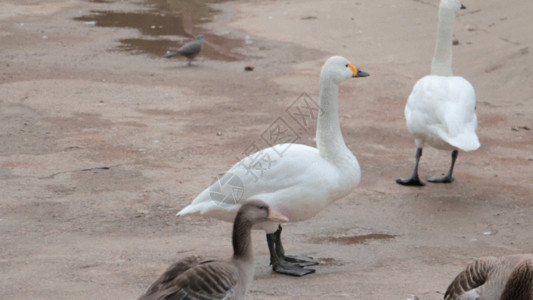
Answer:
[
  {"xmin": 275, "ymin": 225, "xmax": 318, "ymax": 267},
  {"xmin": 396, "ymin": 148, "xmax": 425, "ymax": 186},
  {"xmin": 428, "ymin": 150, "xmax": 458, "ymax": 183},
  {"xmin": 266, "ymin": 226, "xmax": 315, "ymax": 277}
]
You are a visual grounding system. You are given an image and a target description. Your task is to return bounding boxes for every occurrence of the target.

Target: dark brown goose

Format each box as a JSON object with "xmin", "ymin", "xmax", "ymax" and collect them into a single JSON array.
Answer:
[
  {"xmin": 444, "ymin": 254, "xmax": 533, "ymax": 300},
  {"xmin": 138, "ymin": 200, "xmax": 289, "ymax": 300}
]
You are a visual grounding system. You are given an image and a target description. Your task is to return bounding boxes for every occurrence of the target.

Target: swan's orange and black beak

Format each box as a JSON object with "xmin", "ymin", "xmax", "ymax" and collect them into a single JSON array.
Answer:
[
  {"xmin": 348, "ymin": 64, "xmax": 370, "ymax": 78},
  {"xmin": 267, "ymin": 208, "xmax": 289, "ymax": 223}
]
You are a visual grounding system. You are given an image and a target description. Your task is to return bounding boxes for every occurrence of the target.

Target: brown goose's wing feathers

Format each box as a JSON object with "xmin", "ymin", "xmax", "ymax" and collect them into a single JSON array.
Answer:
[
  {"xmin": 140, "ymin": 256, "xmax": 204, "ymax": 299},
  {"xmin": 140, "ymin": 259, "xmax": 239, "ymax": 300},
  {"xmin": 444, "ymin": 256, "xmax": 499, "ymax": 300},
  {"xmin": 499, "ymin": 258, "xmax": 533, "ymax": 300}
]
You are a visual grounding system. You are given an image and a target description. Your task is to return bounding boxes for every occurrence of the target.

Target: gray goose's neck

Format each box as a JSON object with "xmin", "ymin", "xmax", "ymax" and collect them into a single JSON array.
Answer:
[{"xmin": 232, "ymin": 214, "xmax": 253, "ymax": 260}]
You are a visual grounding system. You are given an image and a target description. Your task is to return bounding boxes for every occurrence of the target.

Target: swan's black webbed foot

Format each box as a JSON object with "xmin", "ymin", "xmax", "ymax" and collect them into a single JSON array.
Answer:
[
  {"xmin": 272, "ymin": 261, "xmax": 316, "ymax": 277},
  {"xmin": 397, "ymin": 148, "xmax": 425, "ymax": 186},
  {"xmin": 266, "ymin": 225, "xmax": 317, "ymax": 277},
  {"xmin": 427, "ymin": 174, "xmax": 454, "ymax": 183},
  {"xmin": 428, "ymin": 150, "xmax": 458, "ymax": 184},
  {"xmin": 283, "ymin": 255, "xmax": 319, "ymax": 267},
  {"xmin": 396, "ymin": 176, "xmax": 425, "ymax": 186}
]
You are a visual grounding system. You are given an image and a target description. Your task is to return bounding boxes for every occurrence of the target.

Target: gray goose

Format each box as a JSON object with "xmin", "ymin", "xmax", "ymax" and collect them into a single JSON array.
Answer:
[
  {"xmin": 138, "ymin": 200, "xmax": 289, "ymax": 300},
  {"xmin": 444, "ymin": 254, "xmax": 533, "ymax": 300},
  {"xmin": 164, "ymin": 34, "xmax": 204, "ymax": 66}
]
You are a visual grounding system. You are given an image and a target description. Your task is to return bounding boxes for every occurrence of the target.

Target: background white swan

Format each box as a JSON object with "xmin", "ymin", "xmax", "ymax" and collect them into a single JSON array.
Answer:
[
  {"xmin": 177, "ymin": 56, "xmax": 369, "ymax": 276},
  {"xmin": 397, "ymin": 0, "xmax": 480, "ymax": 186}
]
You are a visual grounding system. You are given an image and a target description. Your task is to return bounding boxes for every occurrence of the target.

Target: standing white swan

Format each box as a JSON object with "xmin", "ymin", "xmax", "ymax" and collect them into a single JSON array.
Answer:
[
  {"xmin": 396, "ymin": 0, "xmax": 480, "ymax": 186},
  {"xmin": 177, "ymin": 56, "xmax": 369, "ymax": 276}
]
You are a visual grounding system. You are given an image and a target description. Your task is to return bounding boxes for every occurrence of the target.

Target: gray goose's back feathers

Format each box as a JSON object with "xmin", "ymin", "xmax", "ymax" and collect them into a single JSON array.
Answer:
[
  {"xmin": 444, "ymin": 254, "xmax": 533, "ymax": 300},
  {"xmin": 139, "ymin": 257, "xmax": 239, "ymax": 300}
]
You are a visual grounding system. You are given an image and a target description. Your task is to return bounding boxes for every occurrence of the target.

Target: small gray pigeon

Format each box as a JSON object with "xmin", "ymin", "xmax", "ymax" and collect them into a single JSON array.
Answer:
[{"xmin": 164, "ymin": 34, "xmax": 204, "ymax": 65}]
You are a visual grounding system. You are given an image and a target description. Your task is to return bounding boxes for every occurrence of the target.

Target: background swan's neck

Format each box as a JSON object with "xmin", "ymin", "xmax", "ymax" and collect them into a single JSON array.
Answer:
[
  {"xmin": 316, "ymin": 81, "xmax": 351, "ymax": 163},
  {"xmin": 431, "ymin": 5, "xmax": 456, "ymax": 76}
]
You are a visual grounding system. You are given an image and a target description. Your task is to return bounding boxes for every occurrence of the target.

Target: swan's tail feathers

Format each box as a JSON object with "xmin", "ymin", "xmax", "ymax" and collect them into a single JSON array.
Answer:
[
  {"xmin": 176, "ymin": 201, "xmax": 221, "ymax": 217},
  {"xmin": 176, "ymin": 201, "xmax": 239, "ymax": 223},
  {"xmin": 176, "ymin": 189, "xmax": 211, "ymax": 217},
  {"xmin": 176, "ymin": 188, "xmax": 240, "ymax": 222},
  {"xmin": 176, "ymin": 204, "xmax": 199, "ymax": 217},
  {"xmin": 446, "ymin": 132, "xmax": 480, "ymax": 152}
]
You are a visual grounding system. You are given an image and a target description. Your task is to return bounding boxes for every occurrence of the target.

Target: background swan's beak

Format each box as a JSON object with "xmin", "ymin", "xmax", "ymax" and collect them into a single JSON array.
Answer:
[
  {"xmin": 354, "ymin": 70, "xmax": 370, "ymax": 78},
  {"xmin": 460, "ymin": 3, "xmax": 466, "ymax": 9},
  {"xmin": 267, "ymin": 208, "xmax": 289, "ymax": 223}
]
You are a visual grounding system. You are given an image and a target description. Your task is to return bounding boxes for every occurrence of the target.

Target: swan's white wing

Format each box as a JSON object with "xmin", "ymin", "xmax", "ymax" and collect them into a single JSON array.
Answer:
[
  {"xmin": 406, "ymin": 75, "xmax": 480, "ymax": 151},
  {"xmin": 440, "ymin": 77, "xmax": 480, "ymax": 151},
  {"xmin": 178, "ymin": 144, "xmax": 348, "ymax": 222}
]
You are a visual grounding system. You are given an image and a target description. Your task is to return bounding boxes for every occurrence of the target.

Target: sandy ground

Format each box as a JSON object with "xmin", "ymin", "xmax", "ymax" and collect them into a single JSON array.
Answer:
[{"xmin": 1, "ymin": 0, "xmax": 532, "ymax": 299}]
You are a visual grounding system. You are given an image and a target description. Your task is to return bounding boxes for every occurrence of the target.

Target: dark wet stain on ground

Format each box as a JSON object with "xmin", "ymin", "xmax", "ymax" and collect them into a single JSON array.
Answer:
[
  {"xmin": 312, "ymin": 233, "xmax": 396, "ymax": 245},
  {"xmin": 75, "ymin": 0, "xmax": 244, "ymax": 61},
  {"xmin": 319, "ymin": 257, "xmax": 344, "ymax": 266}
]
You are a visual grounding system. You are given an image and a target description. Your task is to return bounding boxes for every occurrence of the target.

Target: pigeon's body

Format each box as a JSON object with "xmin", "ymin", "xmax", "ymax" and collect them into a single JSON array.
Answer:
[{"xmin": 164, "ymin": 34, "xmax": 204, "ymax": 65}]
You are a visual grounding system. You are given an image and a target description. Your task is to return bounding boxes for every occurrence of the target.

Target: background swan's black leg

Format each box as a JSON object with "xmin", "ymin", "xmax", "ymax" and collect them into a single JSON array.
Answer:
[
  {"xmin": 266, "ymin": 226, "xmax": 315, "ymax": 276},
  {"xmin": 428, "ymin": 150, "xmax": 458, "ymax": 183},
  {"xmin": 396, "ymin": 148, "xmax": 425, "ymax": 186}
]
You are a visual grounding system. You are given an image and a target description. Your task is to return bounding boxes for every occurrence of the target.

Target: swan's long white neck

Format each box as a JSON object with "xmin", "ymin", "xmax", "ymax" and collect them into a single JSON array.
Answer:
[
  {"xmin": 316, "ymin": 79, "xmax": 352, "ymax": 164},
  {"xmin": 431, "ymin": 3, "xmax": 456, "ymax": 76}
]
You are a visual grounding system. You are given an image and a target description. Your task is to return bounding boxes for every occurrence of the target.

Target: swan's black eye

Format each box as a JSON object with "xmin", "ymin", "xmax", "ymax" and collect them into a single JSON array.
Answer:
[{"xmin": 345, "ymin": 64, "xmax": 349, "ymax": 67}]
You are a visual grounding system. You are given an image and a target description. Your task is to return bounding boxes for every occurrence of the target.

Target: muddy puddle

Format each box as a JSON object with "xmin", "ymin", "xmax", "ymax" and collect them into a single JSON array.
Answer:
[
  {"xmin": 312, "ymin": 233, "xmax": 396, "ymax": 245},
  {"xmin": 75, "ymin": 0, "xmax": 244, "ymax": 61}
]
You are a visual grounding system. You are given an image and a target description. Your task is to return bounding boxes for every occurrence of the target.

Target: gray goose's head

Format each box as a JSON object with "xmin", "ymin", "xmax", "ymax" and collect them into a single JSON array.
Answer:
[{"xmin": 236, "ymin": 200, "xmax": 289, "ymax": 226}]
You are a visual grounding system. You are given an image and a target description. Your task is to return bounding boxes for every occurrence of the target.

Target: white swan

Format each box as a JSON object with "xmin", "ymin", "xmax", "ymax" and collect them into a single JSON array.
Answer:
[
  {"xmin": 177, "ymin": 56, "xmax": 369, "ymax": 276},
  {"xmin": 397, "ymin": 0, "xmax": 480, "ymax": 186},
  {"xmin": 444, "ymin": 254, "xmax": 533, "ymax": 300}
]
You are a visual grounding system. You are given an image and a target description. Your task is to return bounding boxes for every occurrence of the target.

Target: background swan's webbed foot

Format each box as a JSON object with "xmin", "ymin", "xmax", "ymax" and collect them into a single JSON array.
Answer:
[
  {"xmin": 396, "ymin": 177, "xmax": 425, "ymax": 186},
  {"xmin": 397, "ymin": 148, "xmax": 425, "ymax": 186},
  {"xmin": 427, "ymin": 174, "xmax": 454, "ymax": 183},
  {"xmin": 428, "ymin": 150, "xmax": 458, "ymax": 184},
  {"xmin": 272, "ymin": 262, "xmax": 316, "ymax": 277}
]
